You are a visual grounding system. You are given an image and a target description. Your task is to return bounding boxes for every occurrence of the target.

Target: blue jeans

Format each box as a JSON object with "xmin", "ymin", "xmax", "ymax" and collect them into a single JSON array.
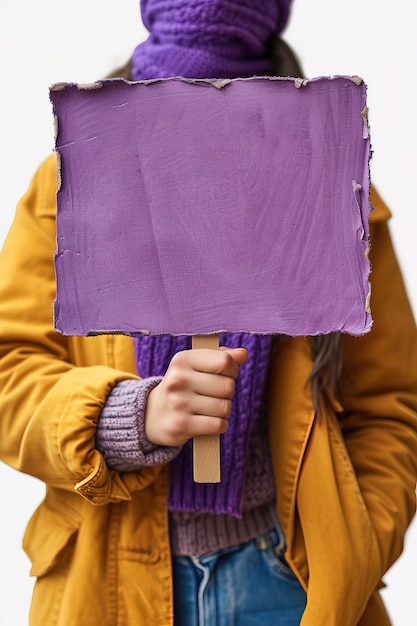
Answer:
[{"xmin": 172, "ymin": 529, "xmax": 307, "ymax": 626}]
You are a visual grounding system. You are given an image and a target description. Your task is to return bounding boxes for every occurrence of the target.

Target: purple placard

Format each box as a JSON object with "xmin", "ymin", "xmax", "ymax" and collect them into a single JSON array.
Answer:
[{"xmin": 50, "ymin": 76, "xmax": 372, "ymax": 337}]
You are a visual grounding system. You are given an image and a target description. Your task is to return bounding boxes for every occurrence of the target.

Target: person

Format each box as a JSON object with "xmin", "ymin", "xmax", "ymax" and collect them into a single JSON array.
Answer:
[{"xmin": 1, "ymin": 1, "xmax": 417, "ymax": 625}]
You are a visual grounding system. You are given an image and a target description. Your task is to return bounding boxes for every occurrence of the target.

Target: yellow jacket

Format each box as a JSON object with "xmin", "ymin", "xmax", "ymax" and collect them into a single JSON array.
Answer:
[{"xmin": 0, "ymin": 155, "xmax": 417, "ymax": 626}]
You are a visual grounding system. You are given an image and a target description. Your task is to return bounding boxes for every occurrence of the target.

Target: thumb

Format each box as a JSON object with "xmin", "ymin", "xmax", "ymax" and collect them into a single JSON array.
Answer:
[{"xmin": 220, "ymin": 346, "xmax": 249, "ymax": 366}]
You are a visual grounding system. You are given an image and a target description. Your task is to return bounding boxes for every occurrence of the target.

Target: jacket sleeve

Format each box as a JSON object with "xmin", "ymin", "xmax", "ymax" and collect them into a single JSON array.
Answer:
[
  {"xmin": 0, "ymin": 156, "xmax": 162, "ymax": 503},
  {"xmin": 341, "ymin": 188, "xmax": 417, "ymax": 575}
]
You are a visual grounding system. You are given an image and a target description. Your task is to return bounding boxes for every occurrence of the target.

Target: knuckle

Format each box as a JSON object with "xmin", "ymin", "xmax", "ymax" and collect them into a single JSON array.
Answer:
[
  {"xmin": 164, "ymin": 368, "xmax": 188, "ymax": 393},
  {"xmin": 215, "ymin": 417, "xmax": 229, "ymax": 435},
  {"xmin": 218, "ymin": 351, "xmax": 231, "ymax": 372},
  {"xmin": 169, "ymin": 413, "xmax": 190, "ymax": 438},
  {"xmin": 223, "ymin": 376, "xmax": 235, "ymax": 398},
  {"xmin": 217, "ymin": 352, "xmax": 239, "ymax": 378},
  {"xmin": 219, "ymin": 398, "xmax": 232, "ymax": 418},
  {"xmin": 170, "ymin": 350, "xmax": 187, "ymax": 367},
  {"xmin": 169, "ymin": 391, "xmax": 189, "ymax": 414}
]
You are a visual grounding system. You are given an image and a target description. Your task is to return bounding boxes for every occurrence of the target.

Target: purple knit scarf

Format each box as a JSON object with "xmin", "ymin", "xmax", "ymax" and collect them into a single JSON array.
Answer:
[
  {"xmin": 132, "ymin": 0, "xmax": 293, "ymax": 81},
  {"xmin": 133, "ymin": 0, "xmax": 292, "ymax": 517},
  {"xmin": 135, "ymin": 333, "xmax": 272, "ymax": 517}
]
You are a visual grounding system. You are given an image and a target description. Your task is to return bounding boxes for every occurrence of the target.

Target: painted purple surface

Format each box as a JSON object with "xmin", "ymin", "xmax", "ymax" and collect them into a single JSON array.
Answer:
[{"xmin": 50, "ymin": 76, "xmax": 372, "ymax": 337}]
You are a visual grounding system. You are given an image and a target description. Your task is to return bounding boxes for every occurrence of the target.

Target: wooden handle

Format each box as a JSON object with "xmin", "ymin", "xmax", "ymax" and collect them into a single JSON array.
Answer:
[{"xmin": 192, "ymin": 334, "xmax": 221, "ymax": 483}]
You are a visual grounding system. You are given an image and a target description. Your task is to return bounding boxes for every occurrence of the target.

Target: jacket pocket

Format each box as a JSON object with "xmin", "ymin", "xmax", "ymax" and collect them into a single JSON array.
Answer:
[{"xmin": 23, "ymin": 493, "xmax": 80, "ymax": 577}]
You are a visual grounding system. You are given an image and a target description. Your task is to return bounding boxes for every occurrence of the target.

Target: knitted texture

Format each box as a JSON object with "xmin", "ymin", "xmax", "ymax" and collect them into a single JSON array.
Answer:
[
  {"xmin": 132, "ymin": 0, "xmax": 293, "ymax": 80},
  {"xmin": 134, "ymin": 333, "xmax": 272, "ymax": 517},
  {"xmin": 170, "ymin": 501, "xmax": 274, "ymax": 556},
  {"xmin": 96, "ymin": 378, "xmax": 182, "ymax": 470}
]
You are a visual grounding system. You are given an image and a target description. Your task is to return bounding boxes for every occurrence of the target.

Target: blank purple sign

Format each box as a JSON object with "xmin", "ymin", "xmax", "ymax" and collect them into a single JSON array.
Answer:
[{"xmin": 50, "ymin": 76, "xmax": 372, "ymax": 337}]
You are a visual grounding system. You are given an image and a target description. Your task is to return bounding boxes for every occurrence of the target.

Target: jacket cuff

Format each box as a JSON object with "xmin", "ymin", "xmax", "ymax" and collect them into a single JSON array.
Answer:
[{"xmin": 96, "ymin": 378, "xmax": 182, "ymax": 471}]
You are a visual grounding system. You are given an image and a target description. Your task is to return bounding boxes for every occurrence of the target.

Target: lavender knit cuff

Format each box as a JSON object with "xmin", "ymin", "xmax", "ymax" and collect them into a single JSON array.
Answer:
[{"xmin": 96, "ymin": 378, "xmax": 182, "ymax": 472}]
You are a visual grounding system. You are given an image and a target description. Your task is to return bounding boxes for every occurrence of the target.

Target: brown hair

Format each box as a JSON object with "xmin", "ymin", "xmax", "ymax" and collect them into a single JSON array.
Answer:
[{"xmin": 269, "ymin": 37, "xmax": 344, "ymax": 409}]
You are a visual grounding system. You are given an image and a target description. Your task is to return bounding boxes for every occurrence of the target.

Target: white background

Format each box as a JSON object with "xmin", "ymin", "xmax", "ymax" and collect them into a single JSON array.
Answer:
[{"xmin": 0, "ymin": 1, "xmax": 416, "ymax": 624}]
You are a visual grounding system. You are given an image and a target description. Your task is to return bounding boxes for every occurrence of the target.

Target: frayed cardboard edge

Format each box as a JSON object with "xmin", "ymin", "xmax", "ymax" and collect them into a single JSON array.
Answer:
[{"xmin": 49, "ymin": 74, "xmax": 366, "ymax": 94}]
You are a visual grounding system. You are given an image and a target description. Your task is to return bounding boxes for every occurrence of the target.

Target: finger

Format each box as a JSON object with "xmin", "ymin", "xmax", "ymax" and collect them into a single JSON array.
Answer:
[
  {"xmin": 184, "ymin": 348, "xmax": 247, "ymax": 377},
  {"xmin": 221, "ymin": 347, "xmax": 248, "ymax": 367},
  {"xmin": 190, "ymin": 371, "xmax": 236, "ymax": 400},
  {"xmin": 188, "ymin": 394, "xmax": 233, "ymax": 420},
  {"xmin": 182, "ymin": 413, "xmax": 230, "ymax": 438}
]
